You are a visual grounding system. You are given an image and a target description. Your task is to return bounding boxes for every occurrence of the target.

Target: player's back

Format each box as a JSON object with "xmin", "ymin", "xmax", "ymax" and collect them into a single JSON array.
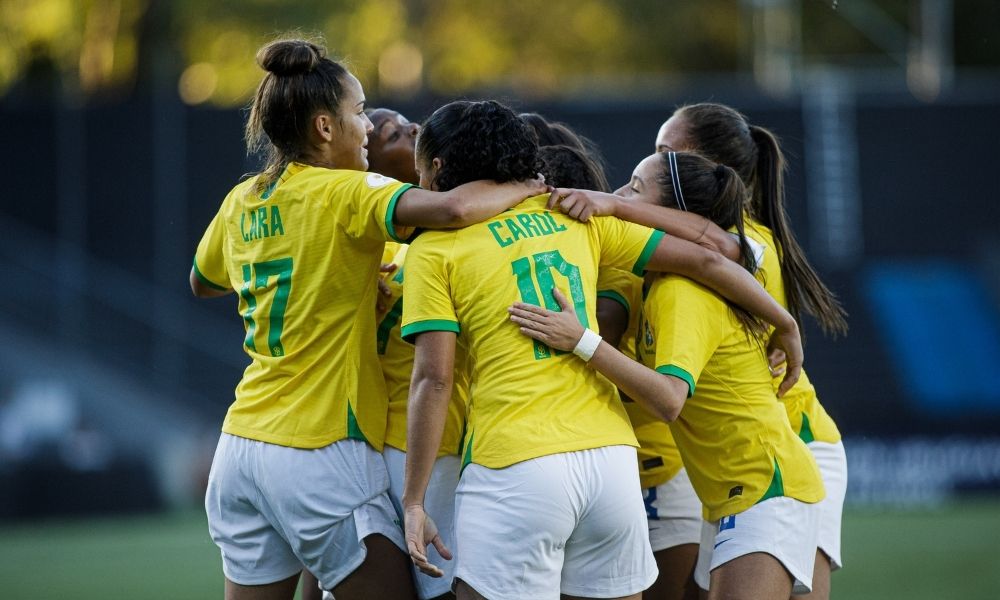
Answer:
[
  {"xmin": 403, "ymin": 194, "xmax": 663, "ymax": 468},
  {"xmin": 200, "ymin": 165, "xmax": 413, "ymax": 448}
]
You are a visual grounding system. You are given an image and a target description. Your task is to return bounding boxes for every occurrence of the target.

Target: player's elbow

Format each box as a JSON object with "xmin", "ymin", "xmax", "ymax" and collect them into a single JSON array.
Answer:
[
  {"xmin": 699, "ymin": 245, "xmax": 727, "ymax": 271},
  {"xmin": 439, "ymin": 195, "xmax": 472, "ymax": 227},
  {"xmin": 412, "ymin": 369, "xmax": 453, "ymax": 396},
  {"xmin": 189, "ymin": 270, "xmax": 211, "ymax": 297},
  {"xmin": 649, "ymin": 399, "xmax": 682, "ymax": 424},
  {"xmin": 190, "ymin": 269, "xmax": 230, "ymax": 298}
]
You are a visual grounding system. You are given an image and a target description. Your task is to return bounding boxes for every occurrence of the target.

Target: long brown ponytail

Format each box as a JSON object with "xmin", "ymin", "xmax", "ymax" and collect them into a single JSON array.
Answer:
[
  {"xmin": 750, "ymin": 125, "xmax": 848, "ymax": 336},
  {"xmin": 675, "ymin": 102, "xmax": 848, "ymax": 337}
]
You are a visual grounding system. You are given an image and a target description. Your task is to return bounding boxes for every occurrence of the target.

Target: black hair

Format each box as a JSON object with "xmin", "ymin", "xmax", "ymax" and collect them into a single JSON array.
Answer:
[
  {"xmin": 675, "ymin": 102, "xmax": 848, "ymax": 337},
  {"xmin": 538, "ymin": 145, "xmax": 610, "ymax": 192},
  {"xmin": 654, "ymin": 151, "xmax": 765, "ymax": 337},
  {"xmin": 521, "ymin": 112, "xmax": 610, "ymax": 191},
  {"xmin": 416, "ymin": 100, "xmax": 541, "ymax": 192}
]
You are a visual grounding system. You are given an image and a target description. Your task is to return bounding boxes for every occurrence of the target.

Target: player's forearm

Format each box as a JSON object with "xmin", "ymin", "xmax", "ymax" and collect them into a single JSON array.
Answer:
[
  {"xmin": 437, "ymin": 179, "xmax": 537, "ymax": 228},
  {"xmin": 402, "ymin": 379, "xmax": 452, "ymax": 508},
  {"xmin": 614, "ymin": 200, "xmax": 740, "ymax": 260},
  {"xmin": 588, "ymin": 342, "xmax": 685, "ymax": 422},
  {"xmin": 395, "ymin": 180, "xmax": 536, "ymax": 230},
  {"xmin": 694, "ymin": 253, "xmax": 795, "ymax": 331}
]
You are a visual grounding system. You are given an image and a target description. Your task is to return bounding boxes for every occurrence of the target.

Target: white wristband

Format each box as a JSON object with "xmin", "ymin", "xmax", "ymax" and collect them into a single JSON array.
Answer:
[{"xmin": 572, "ymin": 328, "xmax": 602, "ymax": 362}]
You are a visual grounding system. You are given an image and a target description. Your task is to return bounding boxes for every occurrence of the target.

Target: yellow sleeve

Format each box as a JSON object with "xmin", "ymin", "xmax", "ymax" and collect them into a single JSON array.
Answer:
[
  {"xmin": 381, "ymin": 241, "xmax": 401, "ymax": 265},
  {"xmin": 647, "ymin": 276, "xmax": 727, "ymax": 396},
  {"xmin": 192, "ymin": 208, "xmax": 231, "ymax": 291},
  {"xmin": 333, "ymin": 171, "xmax": 415, "ymax": 243},
  {"xmin": 400, "ymin": 233, "xmax": 460, "ymax": 341},
  {"xmin": 593, "ymin": 217, "xmax": 665, "ymax": 276}
]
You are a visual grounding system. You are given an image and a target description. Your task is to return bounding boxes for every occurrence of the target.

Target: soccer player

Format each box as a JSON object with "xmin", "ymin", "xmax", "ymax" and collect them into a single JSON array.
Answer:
[
  {"xmin": 400, "ymin": 100, "xmax": 803, "ymax": 600},
  {"xmin": 512, "ymin": 151, "xmax": 826, "ymax": 600},
  {"xmin": 366, "ymin": 107, "xmax": 467, "ymax": 600},
  {"xmin": 538, "ymin": 133, "xmax": 728, "ymax": 600},
  {"xmin": 595, "ymin": 263, "xmax": 705, "ymax": 600},
  {"xmin": 656, "ymin": 103, "xmax": 848, "ymax": 600},
  {"xmin": 189, "ymin": 39, "xmax": 543, "ymax": 600}
]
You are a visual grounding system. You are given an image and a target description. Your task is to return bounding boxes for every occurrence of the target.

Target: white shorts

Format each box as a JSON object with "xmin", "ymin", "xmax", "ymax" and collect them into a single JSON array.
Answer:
[
  {"xmin": 454, "ymin": 445, "xmax": 657, "ymax": 600},
  {"xmin": 694, "ymin": 496, "xmax": 821, "ymax": 595},
  {"xmin": 384, "ymin": 446, "xmax": 461, "ymax": 600},
  {"xmin": 809, "ymin": 440, "xmax": 847, "ymax": 571},
  {"xmin": 643, "ymin": 467, "xmax": 703, "ymax": 552},
  {"xmin": 205, "ymin": 434, "xmax": 406, "ymax": 590}
]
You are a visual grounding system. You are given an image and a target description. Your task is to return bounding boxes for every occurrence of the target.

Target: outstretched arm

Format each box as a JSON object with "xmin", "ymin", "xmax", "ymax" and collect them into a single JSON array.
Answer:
[
  {"xmin": 509, "ymin": 289, "xmax": 688, "ymax": 421},
  {"xmin": 402, "ymin": 331, "xmax": 457, "ymax": 577},
  {"xmin": 394, "ymin": 178, "xmax": 547, "ymax": 231},
  {"xmin": 547, "ymin": 188, "xmax": 741, "ymax": 260}
]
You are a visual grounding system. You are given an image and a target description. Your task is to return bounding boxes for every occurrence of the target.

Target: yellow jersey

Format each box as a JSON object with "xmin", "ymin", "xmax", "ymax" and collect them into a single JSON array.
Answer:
[
  {"xmin": 745, "ymin": 221, "xmax": 842, "ymax": 444},
  {"xmin": 193, "ymin": 164, "xmax": 413, "ymax": 449},
  {"xmin": 639, "ymin": 274, "xmax": 824, "ymax": 520},
  {"xmin": 401, "ymin": 195, "xmax": 664, "ymax": 469},
  {"xmin": 596, "ymin": 268, "xmax": 683, "ymax": 489},
  {"xmin": 378, "ymin": 243, "xmax": 470, "ymax": 456}
]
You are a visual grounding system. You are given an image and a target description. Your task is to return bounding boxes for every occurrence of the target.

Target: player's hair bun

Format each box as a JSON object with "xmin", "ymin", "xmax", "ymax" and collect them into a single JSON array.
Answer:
[{"xmin": 257, "ymin": 39, "xmax": 325, "ymax": 76}]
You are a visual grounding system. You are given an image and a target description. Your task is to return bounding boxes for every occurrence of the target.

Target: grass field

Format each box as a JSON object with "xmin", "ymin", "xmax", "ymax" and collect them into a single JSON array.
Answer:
[{"xmin": 2, "ymin": 500, "xmax": 999, "ymax": 599}]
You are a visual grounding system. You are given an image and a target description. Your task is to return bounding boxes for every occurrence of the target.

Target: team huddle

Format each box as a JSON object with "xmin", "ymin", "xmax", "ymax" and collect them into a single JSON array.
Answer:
[{"xmin": 190, "ymin": 37, "xmax": 848, "ymax": 600}]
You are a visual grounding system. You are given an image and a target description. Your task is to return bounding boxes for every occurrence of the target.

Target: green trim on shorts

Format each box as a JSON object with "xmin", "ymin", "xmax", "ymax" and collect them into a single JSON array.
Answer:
[
  {"xmin": 798, "ymin": 412, "xmax": 816, "ymax": 444},
  {"xmin": 758, "ymin": 459, "xmax": 785, "ymax": 504}
]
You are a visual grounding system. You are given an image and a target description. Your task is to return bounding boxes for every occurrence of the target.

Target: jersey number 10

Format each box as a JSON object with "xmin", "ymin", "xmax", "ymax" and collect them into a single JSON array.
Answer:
[{"xmin": 511, "ymin": 250, "xmax": 590, "ymax": 360}]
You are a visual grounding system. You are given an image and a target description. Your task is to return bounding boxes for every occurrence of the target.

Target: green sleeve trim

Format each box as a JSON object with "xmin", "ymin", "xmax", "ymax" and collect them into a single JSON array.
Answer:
[
  {"xmin": 192, "ymin": 259, "xmax": 229, "ymax": 291},
  {"xmin": 596, "ymin": 290, "xmax": 630, "ymax": 316},
  {"xmin": 400, "ymin": 319, "xmax": 460, "ymax": 343},
  {"xmin": 632, "ymin": 229, "xmax": 666, "ymax": 276},
  {"xmin": 655, "ymin": 364, "xmax": 695, "ymax": 398},
  {"xmin": 385, "ymin": 183, "xmax": 416, "ymax": 243}
]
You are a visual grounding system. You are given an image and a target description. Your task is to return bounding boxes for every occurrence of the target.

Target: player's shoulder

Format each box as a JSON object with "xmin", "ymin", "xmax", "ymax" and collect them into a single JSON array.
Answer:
[
  {"xmin": 408, "ymin": 228, "xmax": 459, "ymax": 259},
  {"xmin": 650, "ymin": 273, "xmax": 723, "ymax": 307}
]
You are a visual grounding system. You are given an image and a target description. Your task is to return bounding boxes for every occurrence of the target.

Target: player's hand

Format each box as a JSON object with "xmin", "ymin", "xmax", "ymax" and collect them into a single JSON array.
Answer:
[
  {"xmin": 766, "ymin": 343, "xmax": 787, "ymax": 379},
  {"xmin": 508, "ymin": 287, "xmax": 585, "ymax": 352},
  {"xmin": 403, "ymin": 503, "xmax": 452, "ymax": 577},
  {"xmin": 375, "ymin": 263, "xmax": 398, "ymax": 319},
  {"xmin": 521, "ymin": 174, "xmax": 549, "ymax": 198},
  {"xmin": 546, "ymin": 188, "xmax": 618, "ymax": 223},
  {"xmin": 769, "ymin": 322, "xmax": 802, "ymax": 397}
]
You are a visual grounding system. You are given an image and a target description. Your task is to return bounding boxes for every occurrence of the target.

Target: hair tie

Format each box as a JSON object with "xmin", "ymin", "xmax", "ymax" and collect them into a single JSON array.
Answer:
[
  {"xmin": 667, "ymin": 152, "xmax": 687, "ymax": 212},
  {"xmin": 714, "ymin": 164, "xmax": 727, "ymax": 180}
]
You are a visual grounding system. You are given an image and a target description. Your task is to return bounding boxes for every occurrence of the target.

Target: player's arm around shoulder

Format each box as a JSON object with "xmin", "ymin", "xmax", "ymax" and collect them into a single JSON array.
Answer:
[{"xmin": 508, "ymin": 287, "xmax": 687, "ymax": 422}]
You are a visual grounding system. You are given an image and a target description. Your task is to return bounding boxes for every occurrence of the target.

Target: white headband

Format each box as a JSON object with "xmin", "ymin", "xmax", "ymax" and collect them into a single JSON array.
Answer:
[{"xmin": 667, "ymin": 152, "xmax": 688, "ymax": 212}]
